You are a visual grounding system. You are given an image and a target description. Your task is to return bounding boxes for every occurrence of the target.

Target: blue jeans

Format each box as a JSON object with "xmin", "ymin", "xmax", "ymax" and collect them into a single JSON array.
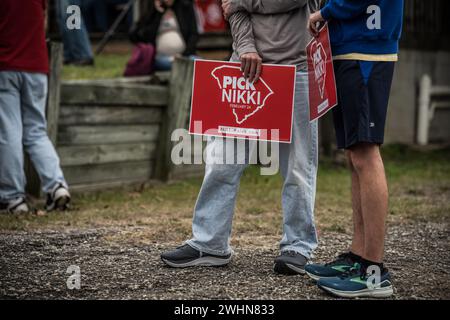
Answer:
[
  {"xmin": 57, "ymin": 0, "xmax": 93, "ymax": 62},
  {"xmin": 0, "ymin": 72, "xmax": 67, "ymax": 202},
  {"xmin": 187, "ymin": 72, "xmax": 319, "ymax": 258},
  {"xmin": 154, "ymin": 55, "xmax": 174, "ymax": 72}
]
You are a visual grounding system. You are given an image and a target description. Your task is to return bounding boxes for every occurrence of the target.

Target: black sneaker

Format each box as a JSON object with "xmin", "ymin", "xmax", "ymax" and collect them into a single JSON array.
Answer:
[
  {"xmin": 45, "ymin": 183, "xmax": 71, "ymax": 211},
  {"xmin": 274, "ymin": 251, "xmax": 308, "ymax": 275},
  {"xmin": 0, "ymin": 197, "xmax": 30, "ymax": 214},
  {"xmin": 161, "ymin": 244, "xmax": 232, "ymax": 268}
]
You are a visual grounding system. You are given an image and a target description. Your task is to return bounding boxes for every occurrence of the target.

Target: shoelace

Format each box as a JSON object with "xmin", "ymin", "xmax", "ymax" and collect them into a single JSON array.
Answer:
[
  {"xmin": 284, "ymin": 250, "xmax": 300, "ymax": 257},
  {"xmin": 325, "ymin": 252, "xmax": 353, "ymax": 267},
  {"xmin": 338, "ymin": 263, "xmax": 367, "ymax": 279}
]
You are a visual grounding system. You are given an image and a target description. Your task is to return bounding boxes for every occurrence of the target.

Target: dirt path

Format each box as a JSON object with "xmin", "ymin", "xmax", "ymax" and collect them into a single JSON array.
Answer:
[{"xmin": 0, "ymin": 222, "xmax": 448, "ymax": 300}]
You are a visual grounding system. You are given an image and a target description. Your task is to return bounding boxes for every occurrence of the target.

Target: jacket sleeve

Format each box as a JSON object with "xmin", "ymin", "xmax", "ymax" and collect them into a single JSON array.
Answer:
[
  {"xmin": 229, "ymin": 11, "xmax": 257, "ymax": 57},
  {"xmin": 233, "ymin": 0, "xmax": 308, "ymax": 15},
  {"xmin": 321, "ymin": 0, "xmax": 380, "ymax": 20}
]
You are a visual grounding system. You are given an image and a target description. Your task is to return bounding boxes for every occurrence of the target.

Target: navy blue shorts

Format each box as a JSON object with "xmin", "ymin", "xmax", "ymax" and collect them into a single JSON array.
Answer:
[{"xmin": 332, "ymin": 60, "xmax": 395, "ymax": 149}]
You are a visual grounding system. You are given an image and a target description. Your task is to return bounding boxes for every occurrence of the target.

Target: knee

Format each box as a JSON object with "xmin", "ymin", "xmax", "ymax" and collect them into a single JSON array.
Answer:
[
  {"xmin": 348, "ymin": 144, "xmax": 381, "ymax": 173},
  {"xmin": 22, "ymin": 124, "xmax": 48, "ymax": 148},
  {"xmin": 206, "ymin": 163, "xmax": 246, "ymax": 185}
]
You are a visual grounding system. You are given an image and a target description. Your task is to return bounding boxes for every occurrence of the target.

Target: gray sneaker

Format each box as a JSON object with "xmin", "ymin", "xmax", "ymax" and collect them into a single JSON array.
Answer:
[
  {"xmin": 161, "ymin": 244, "xmax": 232, "ymax": 268},
  {"xmin": 0, "ymin": 197, "xmax": 30, "ymax": 214},
  {"xmin": 274, "ymin": 251, "xmax": 308, "ymax": 275},
  {"xmin": 45, "ymin": 183, "xmax": 71, "ymax": 211}
]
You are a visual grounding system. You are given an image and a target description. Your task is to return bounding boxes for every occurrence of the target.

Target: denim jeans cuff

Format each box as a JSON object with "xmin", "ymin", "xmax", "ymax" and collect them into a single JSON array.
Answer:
[
  {"xmin": 280, "ymin": 246, "xmax": 313, "ymax": 260},
  {"xmin": 185, "ymin": 240, "xmax": 233, "ymax": 257}
]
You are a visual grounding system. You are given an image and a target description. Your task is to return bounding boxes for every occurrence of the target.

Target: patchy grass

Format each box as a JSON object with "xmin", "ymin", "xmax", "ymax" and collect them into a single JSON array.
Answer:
[
  {"xmin": 62, "ymin": 54, "xmax": 130, "ymax": 80},
  {"xmin": 60, "ymin": 51, "xmax": 227, "ymax": 80},
  {"xmin": 0, "ymin": 145, "xmax": 449, "ymax": 244}
]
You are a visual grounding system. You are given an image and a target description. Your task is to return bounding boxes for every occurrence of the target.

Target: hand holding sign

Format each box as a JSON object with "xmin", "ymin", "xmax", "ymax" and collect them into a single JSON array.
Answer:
[
  {"xmin": 307, "ymin": 23, "xmax": 338, "ymax": 121},
  {"xmin": 308, "ymin": 11, "xmax": 325, "ymax": 37},
  {"xmin": 240, "ymin": 52, "xmax": 262, "ymax": 84}
]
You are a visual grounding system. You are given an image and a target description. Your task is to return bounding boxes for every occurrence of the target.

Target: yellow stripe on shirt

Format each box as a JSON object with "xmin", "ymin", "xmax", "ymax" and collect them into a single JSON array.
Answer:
[{"xmin": 333, "ymin": 53, "xmax": 398, "ymax": 62}]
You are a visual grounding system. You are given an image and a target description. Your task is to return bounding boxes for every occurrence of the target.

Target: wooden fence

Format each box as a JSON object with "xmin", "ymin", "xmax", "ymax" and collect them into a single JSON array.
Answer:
[{"xmin": 27, "ymin": 44, "xmax": 202, "ymax": 195}]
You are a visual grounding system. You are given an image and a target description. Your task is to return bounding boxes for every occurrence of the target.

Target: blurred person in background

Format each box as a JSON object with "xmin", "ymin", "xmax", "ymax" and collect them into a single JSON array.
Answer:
[
  {"xmin": 0, "ymin": 0, "xmax": 71, "ymax": 214},
  {"xmin": 84, "ymin": 0, "xmax": 133, "ymax": 33},
  {"xmin": 129, "ymin": 0, "xmax": 199, "ymax": 71},
  {"xmin": 57, "ymin": 0, "xmax": 94, "ymax": 66}
]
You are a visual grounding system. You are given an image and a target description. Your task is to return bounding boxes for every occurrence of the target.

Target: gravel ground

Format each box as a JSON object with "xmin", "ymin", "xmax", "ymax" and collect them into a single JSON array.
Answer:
[{"xmin": 0, "ymin": 222, "xmax": 449, "ymax": 300}]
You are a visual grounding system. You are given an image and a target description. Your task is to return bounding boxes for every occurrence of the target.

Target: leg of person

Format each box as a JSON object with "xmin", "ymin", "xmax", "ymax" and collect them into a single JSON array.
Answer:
[
  {"xmin": 317, "ymin": 61, "xmax": 395, "ymax": 298},
  {"xmin": 20, "ymin": 73, "xmax": 70, "ymax": 211},
  {"xmin": 161, "ymin": 137, "xmax": 251, "ymax": 267},
  {"xmin": 0, "ymin": 72, "xmax": 29, "ymax": 213},
  {"xmin": 349, "ymin": 144, "xmax": 388, "ymax": 263},
  {"xmin": 274, "ymin": 71, "xmax": 319, "ymax": 275},
  {"xmin": 305, "ymin": 61, "xmax": 364, "ymax": 280},
  {"xmin": 305, "ymin": 158, "xmax": 363, "ymax": 280},
  {"xmin": 56, "ymin": 0, "xmax": 75, "ymax": 63},
  {"xmin": 348, "ymin": 151, "xmax": 365, "ymax": 257},
  {"xmin": 58, "ymin": 0, "xmax": 94, "ymax": 64}
]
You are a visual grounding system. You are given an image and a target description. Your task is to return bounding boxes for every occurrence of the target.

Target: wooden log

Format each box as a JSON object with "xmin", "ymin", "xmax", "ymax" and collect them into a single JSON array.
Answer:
[
  {"xmin": 47, "ymin": 42, "xmax": 64, "ymax": 144},
  {"xmin": 58, "ymin": 142, "xmax": 157, "ymax": 166},
  {"xmin": 58, "ymin": 124, "xmax": 160, "ymax": 145},
  {"xmin": 67, "ymin": 178, "xmax": 156, "ymax": 194},
  {"xmin": 60, "ymin": 81, "xmax": 168, "ymax": 106},
  {"xmin": 63, "ymin": 160, "xmax": 153, "ymax": 185},
  {"xmin": 59, "ymin": 105, "xmax": 163, "ymax": 125},
  {"xmin": 171, "ymin": 164, "xmax": 205, "ymax": 180},
  {"xmin": 155, "ymin": 58, "xmax": 194, "ymax": 181}
]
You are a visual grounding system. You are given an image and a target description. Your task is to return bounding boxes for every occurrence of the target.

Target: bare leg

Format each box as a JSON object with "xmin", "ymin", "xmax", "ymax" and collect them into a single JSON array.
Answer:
[
  {"xmin": 348, "ymin": 143, "xmax": 388, "ymax": 263},
  {"xmin": 347, "ymin": 151, "xmax": 364, "ymax": 257}
]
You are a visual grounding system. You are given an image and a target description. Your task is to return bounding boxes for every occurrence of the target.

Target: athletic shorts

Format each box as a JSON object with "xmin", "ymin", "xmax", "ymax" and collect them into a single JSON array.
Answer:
[{"xmin": 332, "ymin": 60, "xmax": 395, "ymax": 149}]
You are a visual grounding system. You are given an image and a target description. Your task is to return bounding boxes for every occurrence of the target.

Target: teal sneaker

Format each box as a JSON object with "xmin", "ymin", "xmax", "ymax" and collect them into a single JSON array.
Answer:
[
  {"xmin": 305, "ymin": 252, "xmax": 358, "ymax": 281},
  {"xmin": 317, "ymin": 263, "xmax": 394, "ymax": 298}
]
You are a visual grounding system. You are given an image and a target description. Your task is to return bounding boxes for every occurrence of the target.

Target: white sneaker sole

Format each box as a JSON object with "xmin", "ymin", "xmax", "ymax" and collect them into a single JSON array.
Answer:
[
  {"xmin": 305, "ymin": 270, "xmax": 342, "ymax": 281},
  {"xmin": 9, "ymin": 203, "xmax": 30, "ymax": 214},
  {"xmin": 319, "ymin": 284, "xmax": 394, "ymax": 298},
  {"xmin": 285, "ymin": 263, "xmax": 306, "ymax": 274},
  {"xmin": 305, "ymin": 270, "xmax": 326, "ymax": 281},
  {"xmin": 162, "ymin": 256, "xmax": 232, "ymax": 268}
]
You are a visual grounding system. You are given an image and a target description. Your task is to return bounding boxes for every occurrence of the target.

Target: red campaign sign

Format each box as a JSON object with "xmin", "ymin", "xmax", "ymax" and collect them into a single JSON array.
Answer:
[
  {"xmin": 189, "ymin": 60, "xmax": 296, "ymax": 143},
  {"xmin": 307, "ymin": 24, "xmax": 338, "ymax": 121},
  {"xmin": 194, "ymin": 0, "xmax": 227, "ymax": 33}
]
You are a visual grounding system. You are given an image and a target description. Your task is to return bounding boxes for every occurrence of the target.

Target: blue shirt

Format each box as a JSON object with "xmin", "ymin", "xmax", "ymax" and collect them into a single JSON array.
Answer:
[{"xmin": 321, "ymin": 0, "xmax": 404, "ymax": 57}]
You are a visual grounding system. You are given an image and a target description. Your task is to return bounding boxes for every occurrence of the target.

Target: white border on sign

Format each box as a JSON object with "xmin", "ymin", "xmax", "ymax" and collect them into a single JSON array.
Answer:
[
  {"xmin": 188, "ymin": 59, "xmax": 297, "ymax": 144},
  {"xmin": 306, "ymin": 23, "xmax": 338, "ymax": 122}
]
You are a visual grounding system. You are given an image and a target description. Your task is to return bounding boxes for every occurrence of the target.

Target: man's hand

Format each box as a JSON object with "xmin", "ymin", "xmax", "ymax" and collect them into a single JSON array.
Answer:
[
  {"xmin": 308, "ymin": 11, "xmax": 325, "ymax": 37},
  {"xmin": 240, "ymin": 52, "xmax": 262, "ymax": 84},
  {"xmin": 222, "ymin": 0, "xmax": 235, "ymax": 20}
]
